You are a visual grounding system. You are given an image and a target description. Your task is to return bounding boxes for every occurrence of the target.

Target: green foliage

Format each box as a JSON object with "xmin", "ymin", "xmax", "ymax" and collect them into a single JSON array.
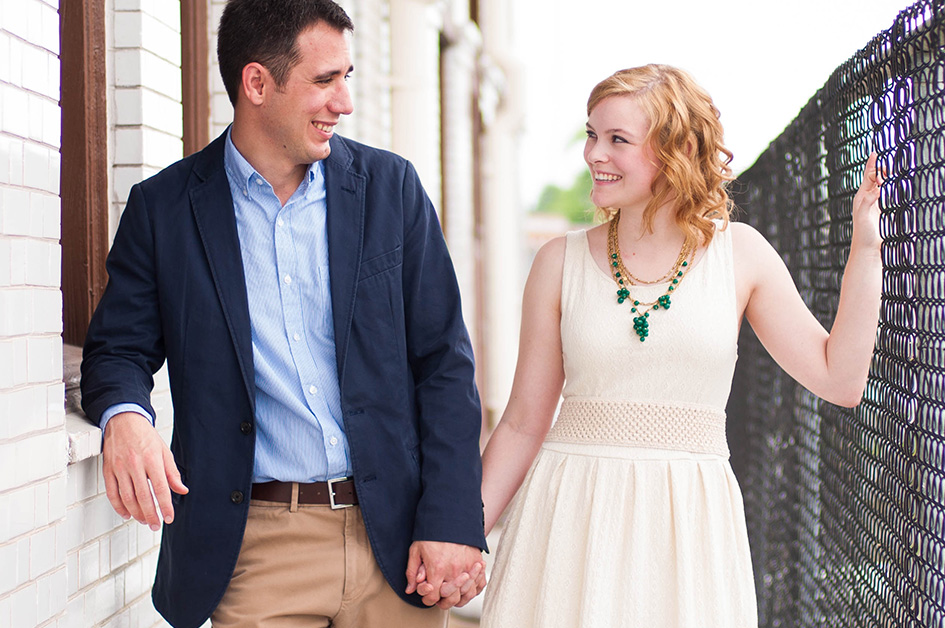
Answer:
[{"xmin": 532, "ymin": 168, "xmax": 595, "ymax": 225}]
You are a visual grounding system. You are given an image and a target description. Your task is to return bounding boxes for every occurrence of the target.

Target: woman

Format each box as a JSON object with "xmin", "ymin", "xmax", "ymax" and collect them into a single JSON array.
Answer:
[{"xmin": 478, "ymin": 65, "xmax": 883, "ymax": 627}]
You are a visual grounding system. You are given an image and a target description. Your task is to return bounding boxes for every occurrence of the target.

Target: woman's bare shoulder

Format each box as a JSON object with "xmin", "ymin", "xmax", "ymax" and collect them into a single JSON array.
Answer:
[{"xmin": 728, "ymin": 220, "xmax": 778, "ymax": 262}]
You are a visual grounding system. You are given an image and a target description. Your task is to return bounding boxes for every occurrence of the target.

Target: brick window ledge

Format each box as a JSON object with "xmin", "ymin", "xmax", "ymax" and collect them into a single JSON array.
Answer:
[
  {"xmin": 67, "ymin": 412, "xmax": 103, "ymax": 464},
  {"xmin": 64, "ymin": 343, "xmax": 103, "ymax": 464}
]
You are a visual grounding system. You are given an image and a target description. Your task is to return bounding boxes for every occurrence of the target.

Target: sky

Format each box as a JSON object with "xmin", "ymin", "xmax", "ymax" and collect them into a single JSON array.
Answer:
[{"xmin": 511, "ymin": 0, "xmax": 916, "ymax": 208}]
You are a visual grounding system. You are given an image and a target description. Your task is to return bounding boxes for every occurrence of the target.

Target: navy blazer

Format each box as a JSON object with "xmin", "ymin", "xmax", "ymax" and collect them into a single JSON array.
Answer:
[{"xmin": 81, "ymin": 131, "xmax": 487, "ymax": 628}]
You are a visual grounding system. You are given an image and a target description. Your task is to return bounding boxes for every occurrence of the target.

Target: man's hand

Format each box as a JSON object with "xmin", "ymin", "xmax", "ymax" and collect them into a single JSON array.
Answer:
[
  {"xmin": 415, "ymin": 560, "xmax": 486, "ymax": 608},
  {"xmin": 405, "ymin": 541, "xmax": 486, "ymax": 609},
  {"xmin": 102, "ymin": 412, "xmax": 188, "ymax": 530}
]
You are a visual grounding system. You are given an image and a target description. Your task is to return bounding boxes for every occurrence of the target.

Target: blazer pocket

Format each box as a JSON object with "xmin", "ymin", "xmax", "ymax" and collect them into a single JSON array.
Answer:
[{"xmin": 358, "ymin": 246, "xmax": 403, "ymax": 282}]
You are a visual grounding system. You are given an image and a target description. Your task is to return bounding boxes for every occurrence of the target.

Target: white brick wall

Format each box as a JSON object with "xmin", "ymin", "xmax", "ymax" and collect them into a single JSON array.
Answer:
[
  {"xmin": 110, "ymin": 0, "xmax": 183, "ymax": 234},
  {"xmin": 0, "ymin": 0, "xmax": 68, "ymax": 626}
]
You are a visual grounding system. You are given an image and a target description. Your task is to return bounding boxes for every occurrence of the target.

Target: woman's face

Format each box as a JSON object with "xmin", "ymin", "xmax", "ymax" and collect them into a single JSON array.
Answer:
[{"xmin": 584, "ymin": 96, "xmax": 661, "ymax": 212}]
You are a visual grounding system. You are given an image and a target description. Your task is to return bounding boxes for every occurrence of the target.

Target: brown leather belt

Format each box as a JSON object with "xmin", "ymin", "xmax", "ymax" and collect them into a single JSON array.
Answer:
[{"xmin": 251, "ymin": 478, "xmax": 358, "ymax": 509}]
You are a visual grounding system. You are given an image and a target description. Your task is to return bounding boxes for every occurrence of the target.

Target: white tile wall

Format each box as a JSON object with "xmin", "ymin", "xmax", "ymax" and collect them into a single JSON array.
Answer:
[
  {"xmin": 0, "ymin": 288, "xmax": 31, "ymax": 336},
  {"xmin": 7, "ymin": 136, "xmax": 24, "ymax": 186},
  {"xmin": 112, "ymin": 166, "xmax": 151, "ymax": 208},
  {"xmin": 2, "ymin": 2, "xmax": 73, "ymax": 627},
  {"xmin": 28, "ymin": 525, "xmax": 56, "ymax": 579},
  {"xmin": 41, "ymin": 194, "xmax": 59, "ymax": 240},
  {"xmin": 0, "ymin": 186, "xmax": 31, "ymax": 236},
  {"xmin": 35, "ymin": 289, "xmax": 63, "ymax": 336},
  {"xmin": 0, "ymin": 238, "xmax": 14, "ymax": 286},
  {"xmin": 114, "ymin": 11, "xmax": 181, "ymax": 66},
  {"xmin": 15, "ymin": 537, "xmax": 30, "ymax": 590},
  {"xmin": 0, "ymin": 541, "xmax": 16, "ymax": 594},
  {"xmin": 113, "ymin": 50, "xmax": 182, "ymax": 103},
  {"xmin": 5, "ymin": 34, "xmax": 24, "ymax": 89},
  {"xmin": 10, "ymin": 581, "xmax": 39, "ymax": 628},
  {"xmin": 0, "ymin": 387, "xmax": 46, "ymax": 442},
  {"xmin": 0, "ymin": 490, "xmax": 10, "ymax": 543},
  {"xmin": 0, "ymin": 135, "xmax": 11, "ymax": 184},
  {"xmin": 23, "ymin": 143, "xmax": 52, "ymax": 192},
  {"xmin": 7, "ymin": 484, "xmax": 37, "ymax": 543},
  {"xmin": 2, "ymin": 83, "xmax": 30, "ymax": 137},
  {"xmin": 25, "ymin": 239, "xmax": 59, "ymax": 287},
  {"xmin": 113, "ymin": 127, "xmax": 183, "ymax": 170},
  {"xmin": 37, "ymin": 2, "xmax": 59, "ymax": 56},
  {"xmin": 46, "ymin": 471, "xmax": 65, "ymax": 517},
  {"xmin": 20, "ymin": 45, "xmax": 50, "ymax": 100},
  {"xmin": 26, "ymin": 334, "xmax": 63, "ymax": 383},
  {"xmin": 0, "ymin": 439, "xmax": 14, "ymax": 491},
  {"xmin": 0, "ymin": 32, "xmax": 11, "ymax": 84},
  {"xmin": 0, "ymin": 595, "xmax": 11, "ymax": 628}
]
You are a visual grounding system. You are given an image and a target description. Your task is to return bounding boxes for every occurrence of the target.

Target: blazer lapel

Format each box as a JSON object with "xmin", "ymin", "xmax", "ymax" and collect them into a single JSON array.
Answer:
[
  {"xmin": 189, "ymin": 133, "xmax": 256, "ymax": 411},
  {"xmin": 324, "ymin": 136, "xmax": 365, "ymax": 387}
]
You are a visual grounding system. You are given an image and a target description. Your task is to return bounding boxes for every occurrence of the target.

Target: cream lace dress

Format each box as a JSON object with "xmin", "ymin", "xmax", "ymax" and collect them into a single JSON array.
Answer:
[{"xmin": 480, "ymin": 227, "xmax": 758, "ymax": 628}]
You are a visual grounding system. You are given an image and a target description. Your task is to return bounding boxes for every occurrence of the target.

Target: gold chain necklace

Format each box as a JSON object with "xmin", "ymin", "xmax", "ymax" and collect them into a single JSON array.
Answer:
[
  {"xmin": 607, "ymin": 210, "xmax": 695, "ymax": 342},
  {"xmin": 609, "ymin": 212, "xmax": 695, "ymax": 286}
]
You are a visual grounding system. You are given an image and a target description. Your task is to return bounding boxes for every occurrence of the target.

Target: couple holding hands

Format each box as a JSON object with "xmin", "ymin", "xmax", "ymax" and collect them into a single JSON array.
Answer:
[{"xmin": 81, "ymin": 0, "xmax": 883, "ymax": 626}]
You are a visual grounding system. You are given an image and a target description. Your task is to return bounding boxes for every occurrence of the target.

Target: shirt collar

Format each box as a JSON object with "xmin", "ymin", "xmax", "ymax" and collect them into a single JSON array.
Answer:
[{"xmin": 223, "ymin": 127, "xmax": 323, "ymax": 203}]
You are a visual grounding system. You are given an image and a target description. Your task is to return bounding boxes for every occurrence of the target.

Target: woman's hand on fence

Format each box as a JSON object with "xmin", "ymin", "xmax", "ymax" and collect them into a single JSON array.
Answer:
[{"xmin": 852, "ymin": 151, "xmax": 884, "ymax": 252}]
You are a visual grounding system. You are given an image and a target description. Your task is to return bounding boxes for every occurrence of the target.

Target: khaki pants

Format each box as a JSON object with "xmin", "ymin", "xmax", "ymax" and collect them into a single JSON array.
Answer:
[{"xmin": 211, "ymin": 499, "xmax": 449, "ymax": 628}]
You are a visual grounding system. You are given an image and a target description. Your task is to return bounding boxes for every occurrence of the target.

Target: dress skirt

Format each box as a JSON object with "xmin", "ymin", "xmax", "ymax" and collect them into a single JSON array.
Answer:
[{"xmin": 480, "ymin": 442, "xmax": 758, "ymax": 628}]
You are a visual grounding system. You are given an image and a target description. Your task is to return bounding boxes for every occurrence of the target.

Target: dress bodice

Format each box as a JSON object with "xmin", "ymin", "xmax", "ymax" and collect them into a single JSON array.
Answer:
[{"xmin": 548, "ymin": 226, "xmax": 739, "ymax": 456}]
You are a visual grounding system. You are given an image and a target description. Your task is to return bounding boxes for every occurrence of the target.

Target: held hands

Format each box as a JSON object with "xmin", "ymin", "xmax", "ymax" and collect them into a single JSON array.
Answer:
[
  {"xmin": 852, "ymin": 151, "xmax": 885, "ymax": 251},
  {"xmin": 102, "ymin": 412, "xmax": 188, "ymax": 530},
  {"xmin": 405, "ymin": 541, "xmax": 486, "ymax": 609}
]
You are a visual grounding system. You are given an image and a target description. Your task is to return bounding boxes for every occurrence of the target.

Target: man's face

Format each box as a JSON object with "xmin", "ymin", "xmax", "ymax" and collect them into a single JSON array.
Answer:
[{"xmin": 260, "ymin": 22, "xmax": 354, "ymax": 167}]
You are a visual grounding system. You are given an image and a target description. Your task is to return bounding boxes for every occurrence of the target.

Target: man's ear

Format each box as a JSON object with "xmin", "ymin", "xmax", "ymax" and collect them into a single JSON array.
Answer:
[{"xmin": 240, "ymin": 62, "xmax": 269, "ymax": 106}]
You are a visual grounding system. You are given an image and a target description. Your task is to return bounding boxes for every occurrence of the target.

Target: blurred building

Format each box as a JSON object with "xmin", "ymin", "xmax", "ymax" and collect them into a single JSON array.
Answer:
[{"xmin": 0, "ymin": 0, "xmax": 523, "ymax": 625}]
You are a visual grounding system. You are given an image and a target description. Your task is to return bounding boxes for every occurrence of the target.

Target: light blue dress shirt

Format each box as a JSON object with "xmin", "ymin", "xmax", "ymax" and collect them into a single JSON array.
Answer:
[{"xmin": 101, "ymin": 130, "xmax": 350, "ymax": 483}]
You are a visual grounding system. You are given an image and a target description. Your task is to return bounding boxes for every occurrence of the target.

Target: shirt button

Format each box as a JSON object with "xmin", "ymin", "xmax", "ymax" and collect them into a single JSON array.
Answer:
[
  {"xmin": 240, "ymin": 421, "xmax": 253, "ymax": 435},
  {"xmin": 329, "ymin": 437, "xmax": 338, "ymax": 446},
  {"xmin": 293, "ymin": 333, "xmax": 301, "ymax": 341},
  {"xmin": 309, "ymin": 385, "xmax": 318, "ymax": 394},
  {"xmin": 242, "ymin": 189, "xmax": 248, "ymax": 196},
  {"xmin": 230, "ymin": 490, "xmax": 244, "ymax": 504},
  {"xmin": 284, "ymin": 275, "xmax": 292, "ymax": 284},
  {"xmin": 277, "ymin": 218, "xmax": 284, "ymax": 227},
  {"xmin": 255, "ymin": 177, "xmax": 264, "ymax": 185}
]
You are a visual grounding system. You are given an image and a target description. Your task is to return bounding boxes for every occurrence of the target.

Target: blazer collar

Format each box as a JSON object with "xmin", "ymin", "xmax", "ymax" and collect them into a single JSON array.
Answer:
[
  {"xmin": 323, "ymin": 136, "xmax": 365, "ymax": 386},
  {"xmin": 189, "ymin": 129, "xmax": 256, "ymax": 411}
]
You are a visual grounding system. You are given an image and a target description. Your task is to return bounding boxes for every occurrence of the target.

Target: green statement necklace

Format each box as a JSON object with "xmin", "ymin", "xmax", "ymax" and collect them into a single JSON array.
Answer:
[{"xmin": 607, "ymin": 209, "xmax": 695, "ymax": 342}]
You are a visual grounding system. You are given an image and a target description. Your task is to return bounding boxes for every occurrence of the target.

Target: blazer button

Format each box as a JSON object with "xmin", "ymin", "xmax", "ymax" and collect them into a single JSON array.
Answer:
[
  {"xmin": 240, "ymin": 421, "xmax": 253, "ymax": 434},
  {"xmin": 230, "ymin": 491, "xmax": 244, "ymax": 504}
]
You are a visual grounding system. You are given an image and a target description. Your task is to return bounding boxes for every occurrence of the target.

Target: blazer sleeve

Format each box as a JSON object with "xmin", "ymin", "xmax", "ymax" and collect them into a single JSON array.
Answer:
[
  {"xmin": 399, "ymin": 161, "xmax": 487, "ymax": 551},
  {"xmin": 81, "ymin": 183, "xmax": 166, "ymax": 426}
]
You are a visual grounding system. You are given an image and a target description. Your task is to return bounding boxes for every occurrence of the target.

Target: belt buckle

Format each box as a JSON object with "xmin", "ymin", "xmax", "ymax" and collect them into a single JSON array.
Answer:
[{"xmin": 328, "ymin": 476, "xmax": 353, "ymax": 509}]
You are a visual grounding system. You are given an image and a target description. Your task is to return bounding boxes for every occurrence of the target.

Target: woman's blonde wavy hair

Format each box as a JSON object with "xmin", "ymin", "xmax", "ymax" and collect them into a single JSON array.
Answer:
[{"xmin": 587, "ymin": 64, "xmax": 735, "ymax": 246}]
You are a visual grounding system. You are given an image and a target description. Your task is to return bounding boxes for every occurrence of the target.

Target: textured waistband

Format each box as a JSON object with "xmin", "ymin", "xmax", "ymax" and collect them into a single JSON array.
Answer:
[{"xmin": 545, "ymin": 398, "xmax": 729, "ymax": 457}]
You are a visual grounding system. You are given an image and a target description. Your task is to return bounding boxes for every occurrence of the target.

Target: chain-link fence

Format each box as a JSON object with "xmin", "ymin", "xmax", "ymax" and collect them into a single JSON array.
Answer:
[{"xmin": 727, "ymin": 2, "xmax": 945, "ymax": 626}]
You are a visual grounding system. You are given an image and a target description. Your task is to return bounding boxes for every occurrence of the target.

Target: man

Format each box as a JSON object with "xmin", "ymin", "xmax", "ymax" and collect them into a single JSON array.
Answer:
[{"xmin": 80, "ymin": 1, "xmax": 487, "ymax": 626}]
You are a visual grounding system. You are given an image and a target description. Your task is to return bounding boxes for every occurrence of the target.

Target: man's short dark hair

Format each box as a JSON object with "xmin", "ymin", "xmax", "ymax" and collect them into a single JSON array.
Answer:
[{"xmin": 217, "ymin": 0, "xmax": 354, "ymax": 106}]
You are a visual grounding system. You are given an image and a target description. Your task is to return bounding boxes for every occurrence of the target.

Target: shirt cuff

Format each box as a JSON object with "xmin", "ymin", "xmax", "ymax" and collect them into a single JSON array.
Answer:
[{"xmin": 100, "ymin": 403, "xmax": 154, "ymax": 432}]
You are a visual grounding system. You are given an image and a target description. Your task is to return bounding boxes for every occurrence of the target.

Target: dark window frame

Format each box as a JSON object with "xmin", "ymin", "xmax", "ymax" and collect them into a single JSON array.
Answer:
[{"xmin": 60, "ymin": 0, "xmax": 109, "ymax": 348}]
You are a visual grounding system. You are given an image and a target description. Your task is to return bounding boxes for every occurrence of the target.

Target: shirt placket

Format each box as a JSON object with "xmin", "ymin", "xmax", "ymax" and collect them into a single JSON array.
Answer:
[{"xmin": 274, "ymin": 196, "xmax": 348, "ymax": 478}]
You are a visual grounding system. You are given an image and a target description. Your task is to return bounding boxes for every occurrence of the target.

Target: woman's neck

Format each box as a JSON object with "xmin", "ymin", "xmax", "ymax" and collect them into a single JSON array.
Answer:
[{"xmin": 614, "ymin": 203, "xmax": 684, "ymax": 250}]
